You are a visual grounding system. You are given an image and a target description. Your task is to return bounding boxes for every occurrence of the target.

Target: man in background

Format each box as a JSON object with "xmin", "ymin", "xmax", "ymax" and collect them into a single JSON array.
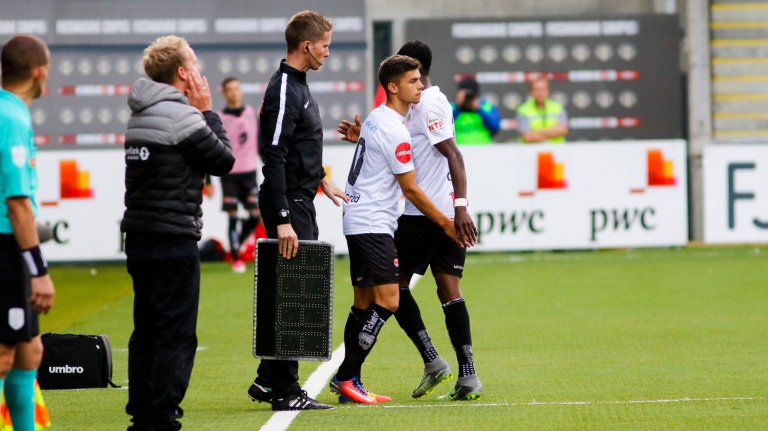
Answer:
[
  {"xmin": 516, "ymin": 75, "xmax": 569, "ymax": 143},
  {"xmin": 122, "ymin": 35, "xmax": 234, "ymax": 431},
  {"xmin": 0, "ymin": 34, "xmax": 56, "ymax": 431},
  {"xmin": 452, "ymin": 76, "xmax": 501, "ymax": 145},
  {"xmin": 219, "ymin": 76, "xmax": 261, "ymax": 273}
]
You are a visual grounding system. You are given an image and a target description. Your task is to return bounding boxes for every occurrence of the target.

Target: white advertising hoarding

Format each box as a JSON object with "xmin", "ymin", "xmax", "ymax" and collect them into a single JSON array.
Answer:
[
  {"xmin": 704, "ymin": 145, "xmax": 768, "ymax": 244},
  {"xmin": 38, "ymin": 140, "xmax": 687, "ymax": 261}
]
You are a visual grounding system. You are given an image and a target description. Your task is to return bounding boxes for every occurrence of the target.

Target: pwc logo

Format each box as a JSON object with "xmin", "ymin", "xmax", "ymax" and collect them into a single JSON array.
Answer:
[
  {"xmin": 647, "ymin": 149, "xmax": 676, "ymax": 186},
  {"xmin": 537, "ymin": 152, "xmax": 567, "ymax": 190},
  {"xmin": 395, "ymin": 142, "xmax": 412, "ymax": 164},
  {"xmin": 59, "ymin": 160, "xmax": 94, "ymax": 199}
]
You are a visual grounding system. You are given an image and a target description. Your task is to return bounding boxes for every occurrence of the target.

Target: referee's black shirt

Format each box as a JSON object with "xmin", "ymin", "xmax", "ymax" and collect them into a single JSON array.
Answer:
[{"xmin": 259, "ymin": 61, "xmax": 325, "ymax": 225}]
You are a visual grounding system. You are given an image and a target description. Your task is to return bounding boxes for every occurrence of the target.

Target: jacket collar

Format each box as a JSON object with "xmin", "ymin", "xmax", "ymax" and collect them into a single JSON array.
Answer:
[{"xmin": 279, "ymin": 60, "xmax": 307, "ymax": 85}]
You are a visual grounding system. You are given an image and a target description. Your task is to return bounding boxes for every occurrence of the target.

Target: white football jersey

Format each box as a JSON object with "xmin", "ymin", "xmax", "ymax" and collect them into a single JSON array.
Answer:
[
  {"xmin": 403, "ymin": 86, "xmax": 455, "ymax": 217},
  {"xmin": 343, "ymin": 104, "xmax": 415, "ymax": 236}
]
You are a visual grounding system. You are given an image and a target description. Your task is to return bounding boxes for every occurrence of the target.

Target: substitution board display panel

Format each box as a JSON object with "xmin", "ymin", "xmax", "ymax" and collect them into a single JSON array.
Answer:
[{"xmin": 252, "ymin": 239, "xmax": 334, "ymax": 361}]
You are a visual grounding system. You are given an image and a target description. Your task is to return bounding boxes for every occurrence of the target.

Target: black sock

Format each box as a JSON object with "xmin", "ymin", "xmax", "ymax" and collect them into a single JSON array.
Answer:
[
  {"xmin": 395, "ymin": 288, "xmax": 438, "ymax": 364},
  {"xmin": 337, "ymin": 303, "xmax": 392, "ymax": 380},
  {"xmin": 228, "ymin": 216, "xmax": 240, "ymax": 258},
  {"xmin": 443, "ymin": 298, "xmax": 476, "ymax": 377},
  {"xmin": 240, "ymin": 215, "xmax": 260, "ymax": 243},
  {"xmin": 343, "ymin": 306, "xmax": 365, "ymax": 355}
]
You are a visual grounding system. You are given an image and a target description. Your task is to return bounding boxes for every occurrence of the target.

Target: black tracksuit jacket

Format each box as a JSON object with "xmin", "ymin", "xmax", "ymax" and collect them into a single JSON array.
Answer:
[{"xmin": 258, "ymin": 61, "xmax": 325, "ymax": 225}]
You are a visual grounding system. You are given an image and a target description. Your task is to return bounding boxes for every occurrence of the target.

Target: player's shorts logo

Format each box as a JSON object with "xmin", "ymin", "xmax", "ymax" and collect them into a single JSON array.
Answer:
[
  {"xmin": 8, "ymin": 308, "xmax": 24, "ymax": 331},
  {"xmin": 395, "ymin": 142, "xmax": 411, "ymax": 164},
  {"xmin": 139, "ymin": 147, "xmax": 150, "ymax": 161}
]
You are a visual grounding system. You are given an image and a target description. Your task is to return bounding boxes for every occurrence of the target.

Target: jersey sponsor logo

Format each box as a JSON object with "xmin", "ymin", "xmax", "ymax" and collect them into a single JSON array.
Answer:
[
  {"xmin": 395, "ymin": 142, "xmax": 412, "ymax": 164},
  {"xmin": 8, "ymin": 308, "xmax": 24, "ymax": 330},
  {"xmin": 11, "ymin": 146, "xmax": 27, "ymax": 168},
  {"xmin": 427, "ymin": 111, "xmax": 446, "ymax": 133}
]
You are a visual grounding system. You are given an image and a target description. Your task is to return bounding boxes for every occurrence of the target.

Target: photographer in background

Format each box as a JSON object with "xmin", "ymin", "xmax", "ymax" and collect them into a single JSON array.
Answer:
[{"xmin": 451, "ymin": 76, "xmax": 501, "ymax": 145}]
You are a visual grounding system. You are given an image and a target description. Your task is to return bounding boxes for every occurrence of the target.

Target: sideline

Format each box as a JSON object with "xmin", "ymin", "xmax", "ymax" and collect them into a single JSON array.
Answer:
[{"xmin": 258, "ymin": 275, "xmax": 423, "ymax": 431}]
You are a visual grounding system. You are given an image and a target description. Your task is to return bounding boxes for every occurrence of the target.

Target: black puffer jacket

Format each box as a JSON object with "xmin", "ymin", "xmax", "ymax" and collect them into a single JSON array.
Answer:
[{"xmin": 121, "ymin": 78, "xmax": 234, "ymax": 239}]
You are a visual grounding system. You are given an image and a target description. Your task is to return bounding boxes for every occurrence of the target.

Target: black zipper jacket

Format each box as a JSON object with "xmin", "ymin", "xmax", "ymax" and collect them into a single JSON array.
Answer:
[{"xmin": 258, "ymin": 61, "xmax": 325, "ymax": 224}]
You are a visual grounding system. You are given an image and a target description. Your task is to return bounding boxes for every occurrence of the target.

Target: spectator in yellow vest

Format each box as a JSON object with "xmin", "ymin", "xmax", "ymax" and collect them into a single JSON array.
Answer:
[
  {"xmin": 516, "ymin": 76, "xmax": 568, "ymax": 143},
  {"xmin": 451, "ymin": 77, "xmax": 501, "ymax": 145}
]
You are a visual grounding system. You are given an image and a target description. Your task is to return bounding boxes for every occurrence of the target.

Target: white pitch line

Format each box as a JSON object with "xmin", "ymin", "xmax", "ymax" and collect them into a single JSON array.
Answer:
[
  {"xmin": 259, "ymin": 274, "xmax": 424, "ymax": 431},
  {"xmin": 380, "ymin": 397, "xmax": 763, "ymax": 409},
  {"xmin": 258, "ymin": 344, "xmax": 345, "ymax": 431}
]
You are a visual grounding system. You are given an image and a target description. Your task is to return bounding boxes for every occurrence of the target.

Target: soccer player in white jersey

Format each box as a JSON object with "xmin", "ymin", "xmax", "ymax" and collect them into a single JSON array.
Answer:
[
  {"xmin": 329, "ymin": 55, "xmax": 459, "ymax": 405},
  {"xmin": 338, "ymin": 41, "xmax": 483, "ymax": 401}
]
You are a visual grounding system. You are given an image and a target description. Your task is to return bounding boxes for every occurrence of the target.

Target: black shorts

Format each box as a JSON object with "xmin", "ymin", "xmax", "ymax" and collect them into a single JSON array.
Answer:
[
  {"xmin": 0, "ymin": 234, "xmax": 40, "ymax": 345},
  {"xmin": 221, "ymin": 171, "xmax": 259, "ymax": 212},
  {"xmin": 346, "ymin": 233, "xmax": 399, "ymax": 287},
  {"xmin": 395, "ymin": 215, "xmax": 466, "ymax": 277}
]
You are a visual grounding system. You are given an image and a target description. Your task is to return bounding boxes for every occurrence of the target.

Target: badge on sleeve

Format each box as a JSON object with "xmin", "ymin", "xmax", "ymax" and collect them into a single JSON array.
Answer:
[
  {"xmin": 11, "ymin": 146, "xmax": 27, "ymax": 168},
  {"xmin": 427, "ymin": 111, "xmax": 446, "ymax": 133},
  {"xmin": 395, "ymin": 142, "xmax": 412, "ymax": 164}
]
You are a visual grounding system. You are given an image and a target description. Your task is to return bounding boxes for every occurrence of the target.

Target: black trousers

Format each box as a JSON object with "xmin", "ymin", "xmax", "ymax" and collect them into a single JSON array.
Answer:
[
  {"xmin": 125, "ymin": 233, "xmax": 200, "ymax": 431},
  {"xmin": 255, "ymin": 196, "xmax": 318, "ymax": 397}
]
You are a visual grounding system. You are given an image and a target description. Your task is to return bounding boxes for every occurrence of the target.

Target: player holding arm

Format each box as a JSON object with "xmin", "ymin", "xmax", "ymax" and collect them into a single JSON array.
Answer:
[
  {"xmin": 330, "ymin": 54, "xmax": 458, "ymax": 405},
  {"xmin": 338, "ymin": 41, "xmax": 483, "ymax": 401}
]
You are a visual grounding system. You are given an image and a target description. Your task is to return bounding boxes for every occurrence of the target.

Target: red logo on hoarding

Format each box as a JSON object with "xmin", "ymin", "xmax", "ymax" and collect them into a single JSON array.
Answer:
[
  {"xmin": 537, "ymin": 151, "xmax": 567, "ymax": 189},
  {"xmin": 647, "ymin": 149, "xmax": 676, "ymax": 186},
  {"xmin": 60, "ymin": 160, "xmax": 94, "ymax": 199},
  {"xmin": 395, "ymin": 142, "xmax": 411, "ymax": 164}
]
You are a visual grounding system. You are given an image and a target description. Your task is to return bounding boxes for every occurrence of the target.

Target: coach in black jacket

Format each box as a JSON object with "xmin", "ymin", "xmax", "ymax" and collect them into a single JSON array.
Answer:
[
  {"xmin": 121, "ymin": 35, "xmax": 234, "ymax": 431},
  {"xmin": 248, "ymin": 11, "xmax": 347, "ymax": 411}
]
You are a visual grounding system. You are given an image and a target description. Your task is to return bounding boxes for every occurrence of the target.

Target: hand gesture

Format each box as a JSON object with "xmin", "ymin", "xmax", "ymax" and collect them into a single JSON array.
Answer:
[
  {"xmin": 337, "ymin": 114, "xmax": 361, "ymax": 143},
  {"xmin": 186, "ymin": 71, "xmax": 212, "ymax": 112},
  {"xmin": 320, "ymin": 177, "xmax": 349, "ymax": 207}
]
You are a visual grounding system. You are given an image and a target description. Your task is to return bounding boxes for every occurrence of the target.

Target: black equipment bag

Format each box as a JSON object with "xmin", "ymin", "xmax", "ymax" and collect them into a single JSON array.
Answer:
[
  {"xmin": 253, "ymin": 239, "xmax": 334, "ymax": 361},
  {"xmin": 38, "ymin": 333, "xmax": 117, "ymax": 389}
]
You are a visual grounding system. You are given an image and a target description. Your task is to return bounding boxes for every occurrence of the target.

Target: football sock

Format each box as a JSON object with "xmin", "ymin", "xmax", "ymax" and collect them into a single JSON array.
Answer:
[
  {"xmin": 395, "ymin": 288, "xmax": 439, "ymax": 364},
  {"xmin": 337, "ymin": 303, "xmax": 392, "ymax": 381},
  {"xmin": 343, "ymin": 306, "xmax": 365, "ymax": 356},
  {"xmin": 228, "ymin": 216, "xmax": 241, "ymax": 259},
  {"xmin": 5, "ymin": 368, "xmax": 37, "ymax": 431},
  {"xmin": 443, "ymin": 298, "xmax": 476, "ymax": 378},
  {"xmin": 240, "ymin": 215, "xmax": 260, "ymax": 243}
]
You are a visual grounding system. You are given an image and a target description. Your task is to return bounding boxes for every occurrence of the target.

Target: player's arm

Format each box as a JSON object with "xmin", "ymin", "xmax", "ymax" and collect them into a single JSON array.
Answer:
[
  {"xmin": 395, "ymin": 171, "xmax": 459, "ymax": 245},
  {"xmin": 434, "ymin": 138, "xmax": 477, "ymax": 246},
  {"xmin": 7, "ymin": 197, "xmax": 54, "ymax": 314}
]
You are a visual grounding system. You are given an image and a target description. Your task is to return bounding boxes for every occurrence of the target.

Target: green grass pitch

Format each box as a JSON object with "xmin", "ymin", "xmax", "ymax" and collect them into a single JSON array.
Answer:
[{"xmin": 40, "ymin": 246, "xmax": 768, "ymax": 430}]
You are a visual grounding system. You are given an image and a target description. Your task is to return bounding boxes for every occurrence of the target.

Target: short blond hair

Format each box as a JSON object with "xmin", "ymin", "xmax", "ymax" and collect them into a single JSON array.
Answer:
[
  {"xmin": 285, "ymin": 10, "xmax": 332, "ymax": 53},
  {"xmin": 142, "ymin": 35, "xmax": 189, "ymax": 84}
]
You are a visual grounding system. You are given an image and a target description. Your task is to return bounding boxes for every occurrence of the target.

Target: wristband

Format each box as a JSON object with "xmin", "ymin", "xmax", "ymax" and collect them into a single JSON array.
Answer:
[
  {"xmin": 453, "ymin": 198, "xmax": 469, "ymax": 208},
  {"xmin": 21, "ymin": 245, "xmax": 48, "ymax": 277}
]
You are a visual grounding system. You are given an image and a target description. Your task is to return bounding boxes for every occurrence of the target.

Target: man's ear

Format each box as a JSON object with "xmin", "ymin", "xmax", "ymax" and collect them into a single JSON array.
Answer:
[
  {"xmin": 177, "ymin": 66, "xmax": 189, "ymax": 82},
  {"xmin": 387, "ymin": 81, "xmax": 398, "ymax": 95}
]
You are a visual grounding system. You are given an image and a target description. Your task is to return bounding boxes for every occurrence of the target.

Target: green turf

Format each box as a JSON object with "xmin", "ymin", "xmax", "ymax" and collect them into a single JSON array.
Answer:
[{"xmin": 40, "ymin": 246, "xmax": 768, "ymax": 430}]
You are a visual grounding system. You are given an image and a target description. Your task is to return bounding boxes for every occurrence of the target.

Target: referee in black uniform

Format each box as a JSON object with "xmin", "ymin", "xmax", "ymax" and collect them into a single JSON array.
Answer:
[{"xmin": 247, "ymin": 10, "xmax": 347, "ymax": 411}]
